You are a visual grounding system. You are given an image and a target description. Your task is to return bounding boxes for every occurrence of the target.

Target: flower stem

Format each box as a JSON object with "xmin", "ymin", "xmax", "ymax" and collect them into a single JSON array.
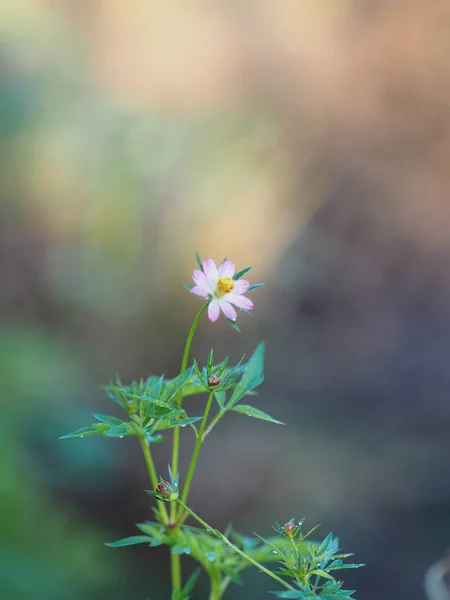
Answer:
[
  {"xmin": 171, "ymin": 302, "xmax": 208, "ymax": 482},
  {"xmin": 174, "ymin": 499, "xmax": 296, "ymax": 592},
  {"xmin": 139, "ymin": 436, "xmax": 168, "ymax": 523},
  {"xmin": 169, "ymin": 301, "xmax": 208, "ymax": 594},
  {"xmin": 208, "ymin": 574, "xmax": 223, "ymax": 600},
  {"xmin": 178, "ymin": 391, "xmax": 214, "ymax": 517},
  {"xmin": 171, "ymin": 550, "xmax": 182, "ymax": 598}
]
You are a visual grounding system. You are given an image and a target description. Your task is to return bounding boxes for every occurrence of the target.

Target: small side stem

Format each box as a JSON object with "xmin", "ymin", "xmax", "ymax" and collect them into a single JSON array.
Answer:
[
  {"xmin": 175, "ymin": 499, "xmax": 295, "ymax": 592},
  {"xmin": 178, "ymin": 391, "xmax": 214, "ymax": 516},
  {"xmin": 139, "ymin": 437, "xmax": 168, "ymax": 523}
]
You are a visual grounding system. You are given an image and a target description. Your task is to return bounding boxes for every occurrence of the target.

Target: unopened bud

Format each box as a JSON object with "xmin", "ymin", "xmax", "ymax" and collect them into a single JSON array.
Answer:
[
  {"xmin": 283, "ymin": 522, "xmax": 295, "ymax": 536},
  {"xmin": 208, "ymin": 376, "xmax": 221, "ymax": 387},
  {"xmin": 156, "ymin": 481, "xmax": 171, "ymax": 496}
]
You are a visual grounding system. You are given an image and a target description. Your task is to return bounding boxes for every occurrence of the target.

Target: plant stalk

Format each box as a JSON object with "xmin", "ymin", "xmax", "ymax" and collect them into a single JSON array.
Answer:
[
  {"xmin": 175, "ymin": 499, "xmax": 296, "ymax": 592},
  {"xmin": 178, "ymin": 391, "xmax": 214, "ymax": 516}
]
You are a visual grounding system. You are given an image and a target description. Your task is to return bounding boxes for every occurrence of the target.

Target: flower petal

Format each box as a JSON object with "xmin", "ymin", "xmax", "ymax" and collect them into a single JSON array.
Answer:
[
  {"xmin": 219, "ymin": 299, "xmax": 237, "ymax": 321},
  {"xmin": 218, "ymin": 259, "xmax": 235, "ymax": 279},
  {"xmin": 233, "ymin": 279, "xmax": 250, "ymax": 294},
  {"xmin": 226, "ymin": 293, "xmax": 254, "ymax": 310},
  {"xmin": 208, "ymin": 300, "xmax": 221, "ymax": 322},
  {"xmin": 203, "ymin": 258, "xmax": 218, "ymax": 287},
  {"xmin": 192, "ymin": 269, "xmax": 212, "ymax": 293},
  {"xmin": 191, "ymin": 286, "xmax": 209, "ymax": 298}
]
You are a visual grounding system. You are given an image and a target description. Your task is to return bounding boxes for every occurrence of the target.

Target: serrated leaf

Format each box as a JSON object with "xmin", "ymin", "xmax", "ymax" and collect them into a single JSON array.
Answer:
[
  {"xmin": 160, "ymin": 366, "xmax": 194, "ymax": 403},
  {"xmin": 105, "ymin": 536, "xmax": 153, "ymax": 548},
  {"xmin": 233, "ymin": 267, "xmax": 251, "ymax": 280},
  {"xmin": 92, "ymin": 414, "xmax": 124, "ymax": 426},
  {"xmin": 227, "ymin": 342, "xmax": 264, "ymax": 408},
  {"xmin": 231, "ymin": 405, "xmax": 284, "ymax": 425}
]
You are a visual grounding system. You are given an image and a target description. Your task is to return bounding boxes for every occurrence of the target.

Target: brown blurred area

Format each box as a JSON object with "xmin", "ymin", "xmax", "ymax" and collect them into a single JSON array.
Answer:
[{"xmin": 2, "ymin": 1, "xmax": 450, "ymax": 599}]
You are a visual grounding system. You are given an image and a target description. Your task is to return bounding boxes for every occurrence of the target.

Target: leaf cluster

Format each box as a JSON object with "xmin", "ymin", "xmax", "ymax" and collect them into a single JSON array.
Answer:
[{"xmin": 261, "ymin": 520, "xmax": 364, "ymax": 599}]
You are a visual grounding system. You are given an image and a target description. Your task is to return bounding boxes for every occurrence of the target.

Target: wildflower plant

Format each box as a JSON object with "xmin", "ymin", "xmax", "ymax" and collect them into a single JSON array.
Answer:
[{"xmin": 62, "ymin": 254, "xmax": 363, "ymax": 599}]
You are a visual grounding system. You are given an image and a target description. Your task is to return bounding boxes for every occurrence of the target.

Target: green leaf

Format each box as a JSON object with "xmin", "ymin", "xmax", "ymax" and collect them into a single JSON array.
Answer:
[
  {"xmin": 171, "ymin": 416, "xmax": 203, "ymax": 427},
  {"xmin": 146, "ymin": 433, "xmax": 164, "ymax": 444},
  {"xmin": 310, "ymin": 569, "xmax": 334, "ymax": 580},
  {"xmin": 195, "ymin": 252, "xmax": 203, "ymax": 271},
  {"xmin": 105, "ymin": 536, "xmax": 153, "ymax": 548},
  {"xmin": 206, "ymin": 348, "xmax": 214, "ymax": 377},
  {"xmin": 160, "ymin": 366, "xmax": 195, "ymax": 403},
  {"xmin": 102, "ymin": 424, "xmax": 131, "ymax": 437},
  {"xmin": 172, "ymin": 544, "xmax": 191, "ymax": 555},
  {"xmin": 231, "ymin": 405, "xmax": 284, "ymax": 425},
  {"xmin": 182, "ymin": 568, "xmax": 201, "ymax": 595},
  {"xmin": 248, "ymin": 283, "xmax": 264, "ymax": 292},
  {"xmin": 185, "ymin": 284, "xmax": 194, "ymax": 291},
  {"xmin": 223, "ymin": 566, "xmax": 243, "ymax": 585},
  {"xmin": 270, "ymin": 591, "xmax": 302, "ymax": 598},
  {"xmin": 92, "ymin": 414, "xmax": 124, "ymax": 426},
  {"xmin": 59, "ymin": 425, "xmax": 107, "ymax": 439},
  {"xmin": 215, "ymin": 391, "xmax": 226, "ymax": 410},
  {"xmin": 233, "ymin": 267, "xmax": 251, "ymax": 280},
  {"xmin": 227, "ymin": 342, "xmax": 265, "ymax": 408},
  {"xmin": 168, "ymin": 464, "xmax": 180, "ymax": 492},
  {"xmin": 228, "ymin": 319, "xmax": 241, "ymax": 333}
]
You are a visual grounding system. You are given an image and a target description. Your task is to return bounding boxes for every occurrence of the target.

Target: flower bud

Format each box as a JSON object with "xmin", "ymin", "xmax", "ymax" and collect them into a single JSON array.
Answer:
[
  {"xmin": 283, "ymin": 522, "xmax": 295, "ymax": 536},
  {"xmin": 208, "ymin": 376, "xmax": 221, "ymax": 387},
  {"xmin": 156, "ymin": 481, "xmax": 171, "ymax": 496}
]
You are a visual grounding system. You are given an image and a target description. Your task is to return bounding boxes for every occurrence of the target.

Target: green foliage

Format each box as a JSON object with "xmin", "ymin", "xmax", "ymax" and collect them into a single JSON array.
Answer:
[
  {"xmin": 107, "ymin": 520, "xmax": 312, "ymax": 598},
  {"xmin": 231, "ymin": 404, "xmax": 284, "ymax": 425},
  {"xmin": 257, "ymin": 520, "xmax": 364, "ymax": 599},
  {"xmin": 227, "ymin": 342, "xmax": 265, "ymax": 408}
]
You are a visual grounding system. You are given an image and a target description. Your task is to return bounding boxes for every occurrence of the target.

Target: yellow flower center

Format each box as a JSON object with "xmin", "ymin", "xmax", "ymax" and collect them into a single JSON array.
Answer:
[{"xmin": 216, "ymin": 277, "xmax": 235, "ymax": 296}]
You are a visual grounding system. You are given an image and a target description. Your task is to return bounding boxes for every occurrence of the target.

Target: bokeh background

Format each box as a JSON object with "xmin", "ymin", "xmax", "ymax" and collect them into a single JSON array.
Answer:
[{"xmin": 2, "ymin": 1, "xmax": 450, "ymax": 598}]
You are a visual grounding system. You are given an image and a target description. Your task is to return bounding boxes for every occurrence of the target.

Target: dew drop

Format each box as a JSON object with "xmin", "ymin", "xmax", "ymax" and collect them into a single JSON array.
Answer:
[
  {"xmin": 80, "ymin": 435, "xmax": 84, "ymax": 438},
  {"xmin": 119, "ymin": 435, "xmax": 124, "ymax": 439}
]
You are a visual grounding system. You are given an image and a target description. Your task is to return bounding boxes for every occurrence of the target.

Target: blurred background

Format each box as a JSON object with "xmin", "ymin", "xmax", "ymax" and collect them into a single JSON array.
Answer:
[{"xmin": 2, "ymin": 0, "xmax": 450, "ymax": 598}]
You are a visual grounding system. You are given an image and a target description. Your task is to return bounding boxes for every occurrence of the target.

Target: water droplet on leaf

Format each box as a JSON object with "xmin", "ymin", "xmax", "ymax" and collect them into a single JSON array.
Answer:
[{"xmin": 119, "ymin": 435, "xmax": 124, "ymax": 438}]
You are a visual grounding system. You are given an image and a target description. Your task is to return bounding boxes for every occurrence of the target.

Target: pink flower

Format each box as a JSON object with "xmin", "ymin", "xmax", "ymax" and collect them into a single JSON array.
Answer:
[{"xmin": 191, "ymin": 258, "xmax": 254, "ymax": 322}]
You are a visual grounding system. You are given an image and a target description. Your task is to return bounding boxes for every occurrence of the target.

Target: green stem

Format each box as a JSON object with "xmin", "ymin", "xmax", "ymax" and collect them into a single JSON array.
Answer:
[
  {"xmin": 202, "ymin": 411, "xmax": 224, "ymax": 440},
  {"xmin": 171, "ymin": 302, "xmax": 208, "ymax": 487},
  {"xmin": 169, "ymin": 301, "xmax": 208, "ymax": 594},
  {"xmin": 208, "ymin": 574, "xmax": 223, "ymax": 600},
  {"xmin": 175, "ymin": 499, "xmax": 296, "ymax": 592},
  {"xmin": 171, "ymin": 550, "xmax": 182, "ymax": 598},
  {"xmin": 139, "ymin": 437, "xmax": 168, "ymax": 523},
  {"xmin": 178, "ymin": 391, "xmax": 214, "ymax": 516}
]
